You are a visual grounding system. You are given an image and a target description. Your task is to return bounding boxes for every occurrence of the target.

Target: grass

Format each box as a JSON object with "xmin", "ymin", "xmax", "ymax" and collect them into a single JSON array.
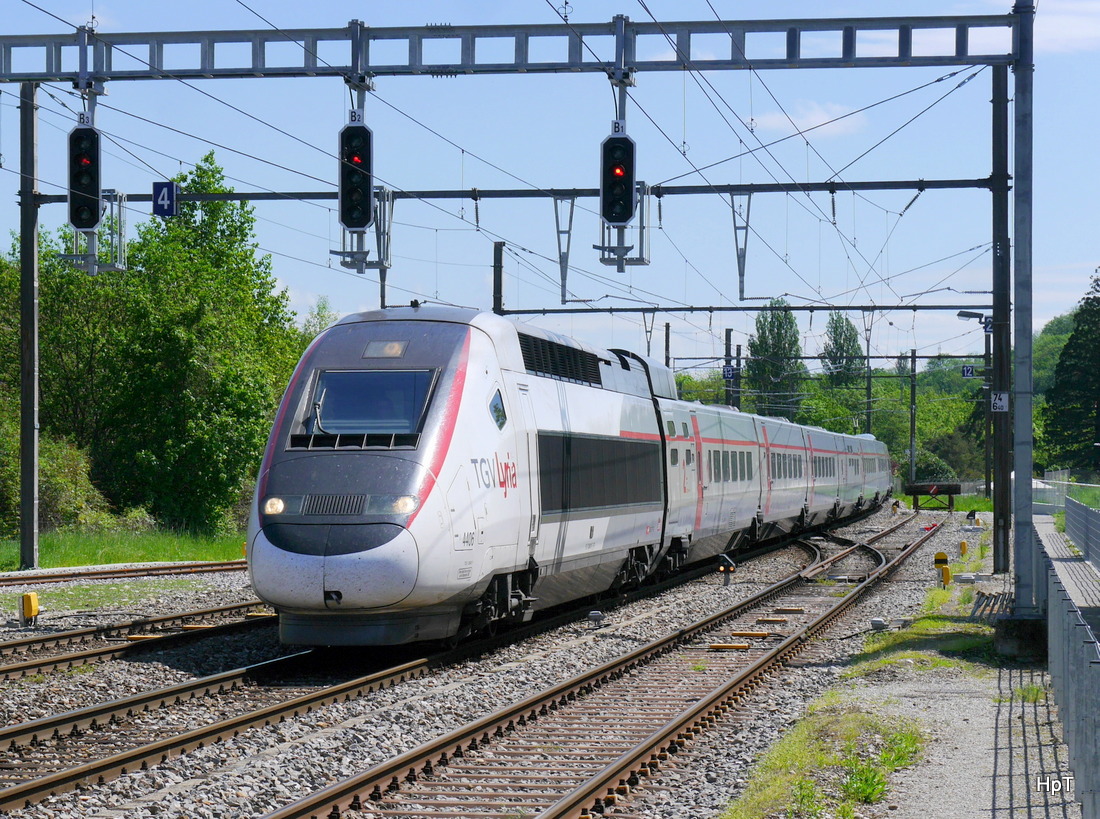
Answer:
[
  {"xmin": 717, "ymin": 700, "xmax": 925, "ymax": 819},
  {"xmin": 952, "ymin": 495, "xmax": 994, "ymax": 513},
  {"xmin": 841, "ymin": 569, "xmax": 999, "ymax": 680},
  {"xmin": 0, "ymin": 577, "xmax": 210, "ymax": 615},
  {"xmin": 0, "ymin": 530, "xmax": 246, "ymax": 572}
]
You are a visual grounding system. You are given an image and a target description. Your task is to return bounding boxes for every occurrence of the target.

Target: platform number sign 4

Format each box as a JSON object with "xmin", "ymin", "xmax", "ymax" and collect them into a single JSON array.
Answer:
[
  {"xmin": 152, "ymin": 181, "xmax": 178, "ymax": 218},
  {"xmin": 961, "ymin": 365, "xmax": 975, "ymax": 378}
]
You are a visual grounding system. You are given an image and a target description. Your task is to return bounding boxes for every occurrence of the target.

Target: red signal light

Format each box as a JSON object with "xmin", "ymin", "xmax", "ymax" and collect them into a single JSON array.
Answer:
[
  {"xmin": 78, "ymin": 155, "xmax": 92, "ymax": 167},
  {"xmin": 612, "ymin": 164, "xmax": 625, "ymax": 178},
  {"xmin": 350, "ymin": 154, "xmax": 363, "ymax": 165}
]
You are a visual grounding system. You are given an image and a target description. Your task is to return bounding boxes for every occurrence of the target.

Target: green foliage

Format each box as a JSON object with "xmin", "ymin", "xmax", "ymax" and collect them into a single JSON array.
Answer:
[
  {"xmin": 1, "ymin": 154, "xmax": 302, "ymax": 533},
  {"xmin": 300, "ymin": 294, "xmax": 341, "ymax": 344},
  {"xmin": 896, "ymin": 448, "xmax": 958, "ymax": 483},
  {"xmin": 746, "ymin": 298, "xmax": 807, "ymax": 420},
  {"xmin": 1045, "ymin": 276, "xmax": 1100, "ymax": 472},
  {"xmin": 1034, "ymin": 311, "xmax": 1074, "ymax": 397},
  {"xmin": 788, "ymin": 778, "xmax": 825, "ymax": 818},
  {"xmin": 676, "ymin": 369, "xmax": 728, "ymax": 404},
  {"xmin": 839, "ymin": 758, "xmax": 888, "ymax": 803},
  {"xmin": 0, "ymin": 388, "xmax": 115, "ymax": 538},
  {"xmin": 821, "ymin": 311, "xmax": 865, "ymax": 389},
  {"xmin": 795, "ymin": 377, "xmax": 862, "ymax": 435}
]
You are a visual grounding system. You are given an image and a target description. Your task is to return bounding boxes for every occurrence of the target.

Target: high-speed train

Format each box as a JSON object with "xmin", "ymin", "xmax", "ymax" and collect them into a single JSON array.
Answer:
[{"xmin": 247, "ymin": 305, "xmax": 891, "ymax": 646}]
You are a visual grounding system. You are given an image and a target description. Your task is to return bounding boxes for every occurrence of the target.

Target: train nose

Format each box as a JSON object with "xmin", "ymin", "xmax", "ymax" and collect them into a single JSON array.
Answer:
[{"xmin": 250, "ymin": 523, "xmax": 419, "ymax": 610}]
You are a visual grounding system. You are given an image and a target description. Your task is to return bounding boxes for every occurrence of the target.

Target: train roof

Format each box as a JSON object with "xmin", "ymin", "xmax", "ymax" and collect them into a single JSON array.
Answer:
[{"xmin": 332, "ymin": 304, "xmax": 677, "ymax": 399}]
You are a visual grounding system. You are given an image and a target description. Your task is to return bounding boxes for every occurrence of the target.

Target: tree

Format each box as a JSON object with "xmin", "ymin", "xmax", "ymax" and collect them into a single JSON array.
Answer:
[
  {"xmin": 1045, "ymin": 275, "xmax": 1100, "ymax": 472},
  {"xmin": 745, "ymin": 299, "xmax": 807, "ymax": 420},
  {"xmin": 300, "ymin": 294, "xmax": 341, "ymax": 345},
  {"xmin": 820, "ymin": 311, "xmax": 864, "ymax": 388},
  {"xmin": 676, "ymin": 369, "xmax": 726, "ymax": 404},
  {"xmin": 1033, "ymin": 310, "xmax": 1075, "ymax": 398},
  {"xmin": 4, "ymin": 153, "xmax": 303, "ymax": 532}
]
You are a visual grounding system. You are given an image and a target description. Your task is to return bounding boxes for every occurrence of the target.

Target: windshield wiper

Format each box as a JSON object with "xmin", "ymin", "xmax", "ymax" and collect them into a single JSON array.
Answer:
[{"xmin": 310, "ymin": 389, "xmax": 332, "ymax": 434}]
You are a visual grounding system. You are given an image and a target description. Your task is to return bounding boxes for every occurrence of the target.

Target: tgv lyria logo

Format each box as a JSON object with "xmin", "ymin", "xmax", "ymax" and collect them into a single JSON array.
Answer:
[{"xmin": 470, "ymin": 454, "xmax": 518, "ymax": 497}]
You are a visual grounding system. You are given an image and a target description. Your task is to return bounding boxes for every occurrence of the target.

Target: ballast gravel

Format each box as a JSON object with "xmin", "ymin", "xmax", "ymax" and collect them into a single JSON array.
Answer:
[{"xmin": 1, "ymin": 510, "xmax": 1073, "ymax": 819}]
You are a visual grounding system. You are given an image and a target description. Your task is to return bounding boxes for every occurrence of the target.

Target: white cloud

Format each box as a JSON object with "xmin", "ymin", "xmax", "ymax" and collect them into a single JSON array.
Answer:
[{"xmin": 751, "ymin": 100, "xmax": 867, "ymax": 139}]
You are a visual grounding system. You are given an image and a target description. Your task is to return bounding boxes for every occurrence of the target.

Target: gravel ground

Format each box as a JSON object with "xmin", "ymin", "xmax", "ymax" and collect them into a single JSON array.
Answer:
[
  {"xmin": 626, "ymin": 511, "xmax": 1083, "ymax": 819},
  {"xmin": 0, "ymin": 510, "xmax": 1078, "ymax": 819}
]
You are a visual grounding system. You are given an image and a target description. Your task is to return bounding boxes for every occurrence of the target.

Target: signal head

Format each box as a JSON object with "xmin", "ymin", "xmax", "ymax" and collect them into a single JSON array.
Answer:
[
  {"xmin": 68, "ymin": 125, "xmax": 102, "ymax": 230},
  {"xmin": 600, "ymin": 135, "xmax": 637, "ymax": 226},
  {"xmin": 338, "ymin": 123, "xmax": 374, "ymax": 230}
]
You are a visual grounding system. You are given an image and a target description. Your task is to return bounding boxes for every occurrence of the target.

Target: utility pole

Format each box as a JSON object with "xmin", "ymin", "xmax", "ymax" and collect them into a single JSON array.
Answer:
[
  {"xmin": 19, "ymin": 82, "xmax": 39, "ymax": 571},
  {"xmin": 984, "ymin": 332, "xmax": 992, "ymax": 499},
  {"xmin": 733, "ymin": 344, "xmax": 742, "ymax": 411},
  {"xmin": 909, "ymin": 349, "xmax": 917, "ymax": 486},
  {"xmin": 724, "ymin": 330, "xmax": 733, "ymax": 408},
  {"xmin": 991, "ymin": 63, "xmax": 1012, "ymax": 576},
  {"xmin": 864, "ymin": 326, "xmax": 873, "ymax": 435}
]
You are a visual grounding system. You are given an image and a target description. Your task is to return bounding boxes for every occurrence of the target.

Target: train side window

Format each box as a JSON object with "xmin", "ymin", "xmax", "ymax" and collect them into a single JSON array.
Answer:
[
  {"xmin": 746, "ymin": 453, "xmax": 753, "ymax": 481},
  {"xmin": 682, "ymin": 422, "xmax": 689, "ymax": 437},
  {"xmin": 706, "ymin": 450, "xmax": 713, "ymax": 483},
  {"xmin": 671, "ymin": 448, "xmax": 679, "ymax": 466},
  {"xmin": 667, "ymin": 420, "xmax": 676, "ymax": 437},
  {"xmin": 739, "ymin": 451, "xmax": 746, "ymax": 481},
  {"xmin": 488, "ymin": 390, "xmax": 507, "ymax": 430},
  {"xmin": 686, "ymin": 449, "xmax": 694, "ymax": 466},
  {"xmin": 722, "ymin": 450, "xmax": 730, "ymax": 482}
]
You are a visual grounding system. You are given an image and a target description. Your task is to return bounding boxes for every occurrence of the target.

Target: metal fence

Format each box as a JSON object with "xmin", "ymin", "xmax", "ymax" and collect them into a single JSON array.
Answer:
[
  {"xmin": 1066, "ymin": 498, "xmax": 1100, "ymax": 575},
  {"xmin": 1046, "ymin": 563, "xmax": 1100, "ymax": 819}
]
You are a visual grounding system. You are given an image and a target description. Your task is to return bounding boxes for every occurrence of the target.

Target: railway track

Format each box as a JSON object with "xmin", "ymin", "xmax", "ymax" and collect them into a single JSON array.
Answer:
[
  {"xmin": 0, "ymin": 601, "xmax": 274, "ymax": 680},
  {"xmin": 0, "ymin": 513, "xmax": 922, "ymax": 814},
  {"xmin": 0, "ymin": 560, "xmax": 246, "ymax": 588},
  {"xmin": 260, "ymin": 519, "xmax": 937, "ymax": 819}
]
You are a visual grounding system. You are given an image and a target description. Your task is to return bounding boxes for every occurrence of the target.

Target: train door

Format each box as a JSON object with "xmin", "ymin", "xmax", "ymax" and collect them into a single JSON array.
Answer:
[
  {"xmin": 516, "ymin": 385, "xmax": 540, "ymax": 563},
  {"xmin": 661, "ymin": 408, "xmax": 694, "ymax": 539}
]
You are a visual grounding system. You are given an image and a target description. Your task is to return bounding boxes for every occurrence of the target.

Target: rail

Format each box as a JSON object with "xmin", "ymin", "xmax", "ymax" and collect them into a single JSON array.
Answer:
[{"xmin": 261, "ymin": 523, "xmax": 940, "ymax": 819}]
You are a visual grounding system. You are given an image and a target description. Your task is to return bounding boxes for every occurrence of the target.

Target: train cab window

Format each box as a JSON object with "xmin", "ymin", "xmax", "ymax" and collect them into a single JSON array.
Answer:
[
  {"xmin": 488, "ymin": 390, "xmax": 507, "ymax": 430},
  {"xmin": 306, "ymin": 369, "xmax": 434, "ymax": 435},
  {"xmin": 671, "ymin": 449, "xmax": 679, "ymax": 466}
]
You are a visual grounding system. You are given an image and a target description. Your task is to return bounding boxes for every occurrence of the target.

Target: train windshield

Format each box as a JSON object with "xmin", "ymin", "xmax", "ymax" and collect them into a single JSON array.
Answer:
[{"xmin": 306, "ymin": 369, "xmax": 435, "ymax": 435}]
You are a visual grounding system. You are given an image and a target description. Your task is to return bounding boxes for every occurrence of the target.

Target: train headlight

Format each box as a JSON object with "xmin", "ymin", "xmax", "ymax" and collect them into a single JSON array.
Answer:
[
  {"xmin": 262, "ymin": 496, "xmax": 303, "ymax": 516},
  {"xmin": 366, "ymin": 494, "xmax": 420, "ymax": 515}
]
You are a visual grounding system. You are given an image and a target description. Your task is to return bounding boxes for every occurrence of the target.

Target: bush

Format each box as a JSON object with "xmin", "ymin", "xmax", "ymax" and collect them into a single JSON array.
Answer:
[
  {"xmin": 897, "ymin": 448, "xmax": 958, "ymax": 483},
  {"xmin": 0, "ymin": 389, "xmax": 129, "ymax": 536}
]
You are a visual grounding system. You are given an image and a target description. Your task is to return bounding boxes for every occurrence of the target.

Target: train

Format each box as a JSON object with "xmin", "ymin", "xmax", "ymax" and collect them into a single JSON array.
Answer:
[{"xmin": 247, "ymin": 305, "xmax": 891, "ymax": 646}]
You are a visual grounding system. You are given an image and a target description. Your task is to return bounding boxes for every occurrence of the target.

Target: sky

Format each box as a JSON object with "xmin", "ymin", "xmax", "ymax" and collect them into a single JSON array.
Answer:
[{"xmin": 1, "ymin": 0, "xmax": 1097, "ymax": 376}]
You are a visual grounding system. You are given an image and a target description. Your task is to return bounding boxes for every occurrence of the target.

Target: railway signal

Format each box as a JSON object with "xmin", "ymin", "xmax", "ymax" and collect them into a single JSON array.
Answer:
[
  {"xmin": 338, "ymin": 123, "xmax": 374, "ymax": 229},
  {"xmin": 599, "ymin": 134, "xmax": 636, "ymax": 226},
  {"xmin": 68, "ymin": 125, "xmax": 102, "ymax": 229}
]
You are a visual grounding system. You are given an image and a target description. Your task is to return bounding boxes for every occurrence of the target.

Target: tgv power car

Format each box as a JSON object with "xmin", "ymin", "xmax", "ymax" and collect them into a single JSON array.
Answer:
[{"xmin": 247, "ymin": 305, "xmax": 890, "ymax": 646}]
